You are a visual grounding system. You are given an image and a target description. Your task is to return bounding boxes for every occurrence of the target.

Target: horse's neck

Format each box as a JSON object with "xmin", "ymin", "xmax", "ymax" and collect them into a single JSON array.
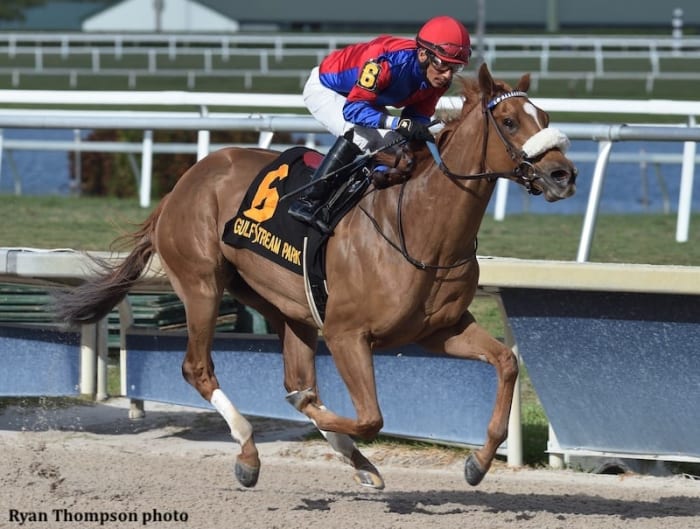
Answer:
[
  {"xmin": 414, "ymin": 117, "xmax": 494, "ymax": 248},
  {"xmin": 362, "ymin": 105, "xmax": 495, "ymax": 265},
  {"xmin": 376, "ymin": 140, "xmax": 494, "ymax": 265},
  {"xmin": 421, "ymin": 165, "xmax": 493, "ymax": 247}
]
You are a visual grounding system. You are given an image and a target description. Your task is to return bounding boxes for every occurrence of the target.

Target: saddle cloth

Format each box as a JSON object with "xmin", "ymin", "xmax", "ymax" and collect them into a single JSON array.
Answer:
[{"xmin": 222, "ymin": 146, "xmax": 370, "ymax": 324}]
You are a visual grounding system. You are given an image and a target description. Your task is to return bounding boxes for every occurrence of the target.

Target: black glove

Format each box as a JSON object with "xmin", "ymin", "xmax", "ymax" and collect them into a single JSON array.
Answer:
[{"xmin": 395, "ymin": 118, "xmax": 434, "ymax": 143}]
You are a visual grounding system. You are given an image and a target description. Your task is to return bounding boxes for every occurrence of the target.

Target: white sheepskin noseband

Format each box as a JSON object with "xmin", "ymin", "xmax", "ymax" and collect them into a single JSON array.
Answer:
[{"xmin": 522, "ymin": 128, "xmax": 570, "ymax": 158}]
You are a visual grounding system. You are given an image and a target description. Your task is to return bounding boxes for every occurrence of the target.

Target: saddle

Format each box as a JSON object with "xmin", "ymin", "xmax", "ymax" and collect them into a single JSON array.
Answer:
[{"xmin": 222, "ymin": 146, "xmax": 372, "ymax": 325}]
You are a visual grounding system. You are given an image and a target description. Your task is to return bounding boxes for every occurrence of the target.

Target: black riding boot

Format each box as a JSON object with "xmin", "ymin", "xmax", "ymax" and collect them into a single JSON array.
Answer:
[{"xmin": 288, "ymin": 134, "xmax": 361, "ymax": 233}]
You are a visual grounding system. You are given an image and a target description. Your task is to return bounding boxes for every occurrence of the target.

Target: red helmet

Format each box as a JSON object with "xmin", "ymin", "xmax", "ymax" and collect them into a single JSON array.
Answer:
[{"xmin": 416, "ymin": 16, "xmax": 471, "ymax": 64}]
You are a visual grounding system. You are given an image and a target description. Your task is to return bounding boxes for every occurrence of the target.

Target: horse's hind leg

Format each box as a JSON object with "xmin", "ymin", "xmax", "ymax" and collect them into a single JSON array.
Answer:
[
  {"xmin": 225, "ymin": 272, "xmax": 383, "ymax": 488},
  {"xmin": 419, "ymin": 311, "xmax": 518, "ymax": 487},
  {"xmin": 168, "ymin": 266, "xmax": 260, "ymax": 487},
  {"xmin": 280, "ymin": 321, "xmax": 385, "ymax": 489},
  {"xmin": 287, "ymin": 393, "xmax": 385, "ymax": 489}
]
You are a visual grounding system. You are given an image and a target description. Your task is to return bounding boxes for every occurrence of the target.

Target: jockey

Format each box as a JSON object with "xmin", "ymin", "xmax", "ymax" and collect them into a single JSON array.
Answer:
[{"xmin": 288, "ymin": 15, "xmax": 472, "ymax": 233}]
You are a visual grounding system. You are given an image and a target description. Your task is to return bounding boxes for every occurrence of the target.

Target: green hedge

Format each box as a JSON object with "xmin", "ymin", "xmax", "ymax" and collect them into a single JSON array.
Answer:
[{"xmin": 72, "ymin": 129, "xmax": 293, "ymax": 199}]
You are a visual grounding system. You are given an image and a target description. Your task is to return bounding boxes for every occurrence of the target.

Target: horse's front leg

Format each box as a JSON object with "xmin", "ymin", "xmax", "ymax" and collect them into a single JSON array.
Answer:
[
  {"xmin": 281, "ymin": 322, "xmax": 385, "ymax": 489},
  {"xmin": 418, "ymin": 311, "xmax": 518, "ymax": 487},
  {"xmin": 176, "ymin": 279, "xmax": 259, "ymax": 488},
  {"xmin": 297, "ymin": 332, "xmax": 383, "ymax": 440}
]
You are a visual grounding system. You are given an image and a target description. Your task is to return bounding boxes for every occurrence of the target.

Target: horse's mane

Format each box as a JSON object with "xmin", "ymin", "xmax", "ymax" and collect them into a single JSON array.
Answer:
[
  {"xmin": 437, "ymin": 76, "xmax": 513, "ymax": 137},
  {"xmin": 437, "ymin": 78, "xmax": 477, "ymax": 131}
]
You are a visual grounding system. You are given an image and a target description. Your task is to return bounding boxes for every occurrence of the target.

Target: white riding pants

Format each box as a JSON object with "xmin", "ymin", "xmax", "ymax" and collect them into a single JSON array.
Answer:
[{"xmin": 303, "ymin": 66, "xmax": 402, "ymax": 153}]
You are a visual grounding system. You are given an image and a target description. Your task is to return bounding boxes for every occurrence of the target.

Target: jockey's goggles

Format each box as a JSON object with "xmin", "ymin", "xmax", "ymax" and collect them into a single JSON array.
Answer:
[
  {"xmin": 426, "ymin": 51, "xmax": 465, "ymax": 74},
  {"xmin": 417, "ymin": 39, "xmax": 472, "ymax": 64}
]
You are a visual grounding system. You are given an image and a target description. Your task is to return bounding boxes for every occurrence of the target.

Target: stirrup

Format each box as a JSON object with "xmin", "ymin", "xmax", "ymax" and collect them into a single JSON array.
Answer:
[
  {"xmin": 288, "ymin": 198, "xmax": 317, "ymax": 223},
  {"xmin": 310, "ymin": 216, "xmax": 332, "ymax": 235},
  {"xmin": 288, "ymin": 199, "xmax": 332, "ymax": 234}
]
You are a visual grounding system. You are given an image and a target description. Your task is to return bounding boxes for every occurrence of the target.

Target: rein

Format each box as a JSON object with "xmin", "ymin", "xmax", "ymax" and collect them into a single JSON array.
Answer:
[
  {"xmin": 425, "ymin": 90, "xmax": 541, "ymax": 194},
  {"xmin": 361, "ymin": 90, "xmax": 550, "ymax": 271},
  {"xmin": 360, "ymin": 183, "xmax": 478, "ymax": 271}
]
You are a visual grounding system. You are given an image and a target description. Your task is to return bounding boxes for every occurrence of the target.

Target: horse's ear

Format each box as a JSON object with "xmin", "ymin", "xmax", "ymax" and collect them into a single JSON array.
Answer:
[
  {"xmin": 478, "ymin": 62, "xmax": 497, "ymax": 96},
  {"xmin": 516, "ymin": 73, "xmax": 531, "ymax": 92}
]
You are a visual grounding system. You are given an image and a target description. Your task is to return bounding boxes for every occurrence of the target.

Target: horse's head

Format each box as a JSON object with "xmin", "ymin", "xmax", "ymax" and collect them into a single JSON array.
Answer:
[{"xmin": 471, "ymin": 63, "xmax": 577, "ymax": 202}]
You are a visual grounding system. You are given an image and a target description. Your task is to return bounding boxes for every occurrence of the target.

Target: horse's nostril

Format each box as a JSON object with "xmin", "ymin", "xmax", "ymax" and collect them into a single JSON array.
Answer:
[{"xmin": 551, "ymin": 169, "xmax": 572, "ymax": 183}]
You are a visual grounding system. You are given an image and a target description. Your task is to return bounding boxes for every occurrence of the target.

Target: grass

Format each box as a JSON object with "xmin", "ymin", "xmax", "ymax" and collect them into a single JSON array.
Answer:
[
  {"xmin": 0, "ymin": 195, "xmax": 154, "ymax": 250},
  {"xmin": 2, "ymin": 195, "xmax": 697, "ymax": 264},
  {"xmin": 479, "ymin": 213, "xmax": 700, "ymax": 265}
]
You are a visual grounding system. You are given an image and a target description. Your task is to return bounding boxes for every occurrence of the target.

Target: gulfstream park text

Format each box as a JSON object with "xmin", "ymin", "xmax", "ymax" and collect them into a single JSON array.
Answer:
[{"xmin": 8, "ymin": 508, "xmax": 188, "ymax": 526}]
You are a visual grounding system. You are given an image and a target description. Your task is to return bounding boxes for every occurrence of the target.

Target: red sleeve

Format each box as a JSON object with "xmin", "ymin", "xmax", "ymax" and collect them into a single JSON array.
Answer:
[{"xmin": 401, "ymin": 87, "xmax": 447, "ymax": 121}]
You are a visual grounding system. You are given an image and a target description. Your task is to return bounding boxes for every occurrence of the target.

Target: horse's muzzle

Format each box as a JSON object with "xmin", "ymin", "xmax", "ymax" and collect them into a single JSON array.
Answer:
[{"xmin": 533, "ymin": 161, "xmax": 577, "ymax": 202}]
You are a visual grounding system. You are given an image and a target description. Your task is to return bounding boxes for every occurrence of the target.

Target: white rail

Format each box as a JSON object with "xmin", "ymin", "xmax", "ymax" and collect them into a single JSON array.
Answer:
[{"xmin": 0, "ymin": 91, "xmax": 697, "ymax": 251}]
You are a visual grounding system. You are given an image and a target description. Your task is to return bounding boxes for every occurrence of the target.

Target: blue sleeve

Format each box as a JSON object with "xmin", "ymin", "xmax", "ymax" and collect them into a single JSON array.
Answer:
[
  {"xmin": 399, "ymin": 109, "xmax": 430, "ymax": 125},
  {"xmin": 342, "ymin": 100, "xmax": 387, "ymax": 128}
]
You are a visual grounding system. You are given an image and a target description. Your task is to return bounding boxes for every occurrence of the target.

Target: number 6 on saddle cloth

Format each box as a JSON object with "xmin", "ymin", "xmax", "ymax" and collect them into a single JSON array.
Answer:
[{"xmin": 222, "ymin": 146, "xmax": 372, "ymax": 324}]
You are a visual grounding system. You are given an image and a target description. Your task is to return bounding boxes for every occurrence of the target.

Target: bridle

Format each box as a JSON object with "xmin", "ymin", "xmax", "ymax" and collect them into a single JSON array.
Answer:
[
  {"xmin": 361, "ymin": 90, "xmax": 568, "ymax": 270},
  {"xmin": 425, "ymin": 90, "xmax": 544, "ymax": 195}
]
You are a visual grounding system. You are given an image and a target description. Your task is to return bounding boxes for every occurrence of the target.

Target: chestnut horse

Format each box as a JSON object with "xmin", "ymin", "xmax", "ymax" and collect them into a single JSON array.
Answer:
[{"xmin": 54, "ymin": 63, "xmax": 576, "ymax": 490}]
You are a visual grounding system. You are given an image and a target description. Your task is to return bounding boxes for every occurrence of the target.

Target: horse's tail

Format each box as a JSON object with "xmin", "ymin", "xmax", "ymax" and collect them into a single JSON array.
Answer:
[{"xmin": 52, "ymin": 197, "xmax": 168, "ymax": 327}]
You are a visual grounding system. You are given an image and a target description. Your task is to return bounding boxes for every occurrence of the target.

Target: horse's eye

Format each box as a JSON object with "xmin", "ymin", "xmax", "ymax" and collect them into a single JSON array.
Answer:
[{"xmin": 503, "ymin": 117, "xmax": 515, "ymax": 129}]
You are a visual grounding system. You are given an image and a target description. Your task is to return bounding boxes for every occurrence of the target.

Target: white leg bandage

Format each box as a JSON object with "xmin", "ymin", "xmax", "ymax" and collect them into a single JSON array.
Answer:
[
  {"xmin": 318, "ymin": 430, "xmax": 357, "ymax": 460},
  {"xmin": 313, "ymin": 405, "xmax": 357, "ymax": 460},
  {"xmin": 210, "ymin": 388, "xmax": 253, "ymax": 446}
]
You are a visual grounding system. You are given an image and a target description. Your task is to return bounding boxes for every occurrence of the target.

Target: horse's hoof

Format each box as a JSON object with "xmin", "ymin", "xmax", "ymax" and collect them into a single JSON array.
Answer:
[
  {"xmin": 353, "ymin": 469, "xmax": 385, "ymax": 490},
  {"xmin": 464, "ymin": 454, "xmax": 486, "ymax": 486},
  {"xmin": 234, "ymin": 459, "xmax": 260, "ymax": 488}
]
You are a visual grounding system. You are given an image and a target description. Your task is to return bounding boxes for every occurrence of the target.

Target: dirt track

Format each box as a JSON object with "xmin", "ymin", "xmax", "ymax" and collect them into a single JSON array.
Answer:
[{"xmin": 1, "ymin": 399, "xmax": 698, "ymax": 529}]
